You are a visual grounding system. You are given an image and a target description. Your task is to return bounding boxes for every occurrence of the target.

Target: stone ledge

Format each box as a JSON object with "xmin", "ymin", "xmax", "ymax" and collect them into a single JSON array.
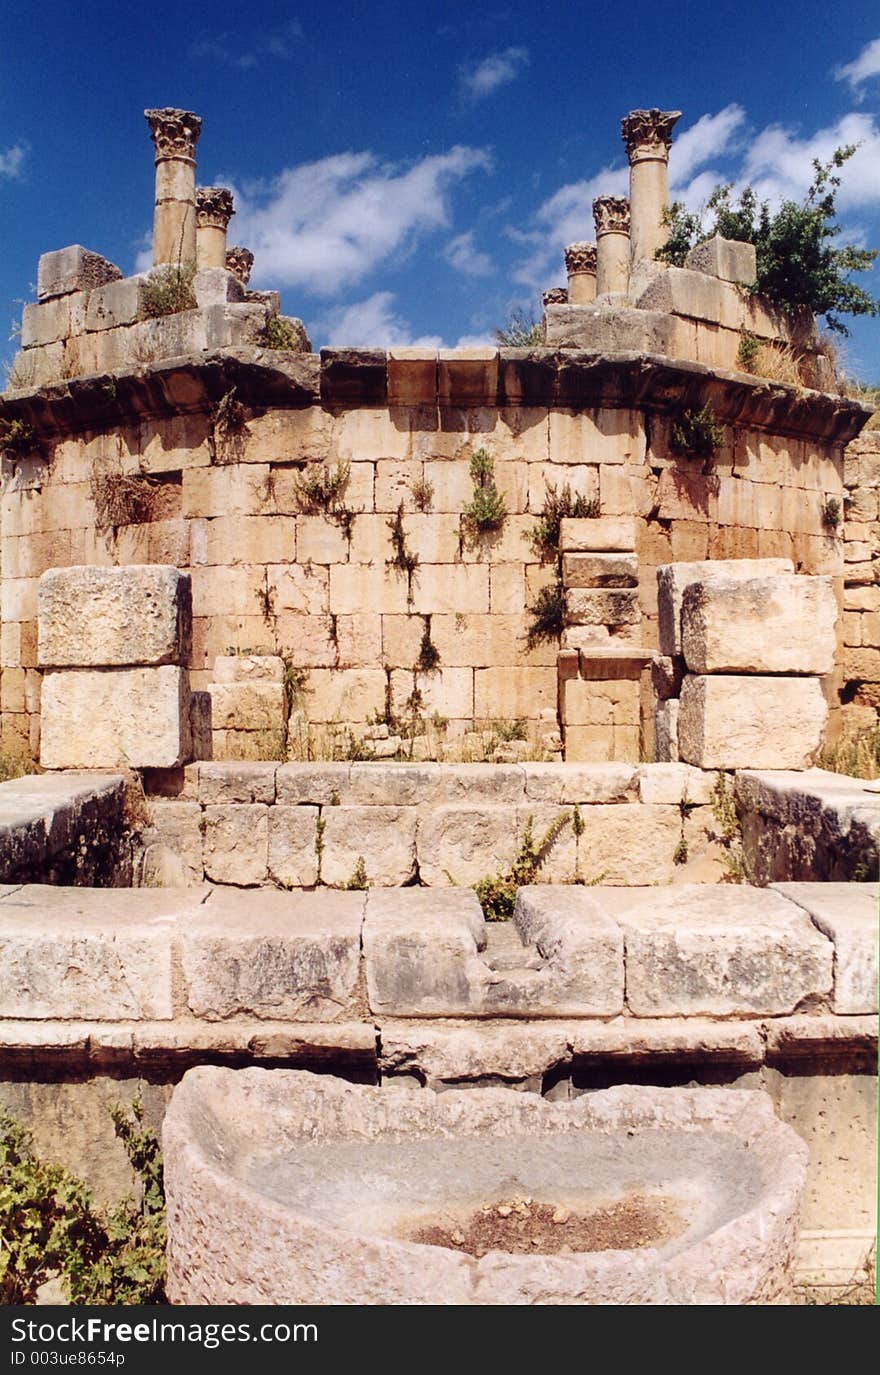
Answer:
[
  {"xmin": 1, "ymin": 348, "xmax": 869, "ymax": 445},
  {"xmin": 0, "ymin": 771, "xmax": 127, "ymax": 883}
]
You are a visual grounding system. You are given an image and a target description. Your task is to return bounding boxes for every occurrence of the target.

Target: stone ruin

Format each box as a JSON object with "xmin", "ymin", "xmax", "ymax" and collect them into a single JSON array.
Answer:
[{"xmin": 0, "ymin": 104, "xmax": 877, "ymax": 1304}]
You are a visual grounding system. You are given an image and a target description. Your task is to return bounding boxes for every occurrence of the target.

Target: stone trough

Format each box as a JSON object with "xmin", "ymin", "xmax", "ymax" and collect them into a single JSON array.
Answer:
[{"xmin": 164, "ymin": 1068, "xmax": 808, "ymax": 1305}]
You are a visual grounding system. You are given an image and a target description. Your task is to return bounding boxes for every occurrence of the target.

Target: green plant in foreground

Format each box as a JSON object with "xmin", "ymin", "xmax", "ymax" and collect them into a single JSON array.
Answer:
[
  {"xmin": 474, "ymin": 812, "xmax": 571, "ymax": 920},
  {"xmin": 670, "ymin": 404, "xmax": 724, "ymax": 460},
  {"xmin": 0, "ymin": 1101, "xmax": 165, "ymax": 1305},
  {"xmin": 139, "ymin": 263, "xmax": 196, "ymax": 319},
  {"xmin": 736, "ymin": 329, "xmax": 761, "ymax": 372},
  {"xmin": 463, "ymin": 448, "xmax": 507, "ymax": 538},
  {"xmin": 294, "ymin": 461, "xmax": 351, "ymax": 515},
  {"xmin": 525, "ymin": 581, "xmax": 567, "ymax": 650},
  {"xmin": 345, "ymin": 856, "xmax": 369, "ymax": 890},
  {"xmin": 529, "ymin": 482, "xmax": 599, "ymax": 565}
]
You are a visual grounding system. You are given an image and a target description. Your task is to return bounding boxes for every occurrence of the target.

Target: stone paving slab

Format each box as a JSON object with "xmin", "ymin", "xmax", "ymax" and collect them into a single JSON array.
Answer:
[
  {"xmin": 180, "ymin": 888, "xmax": 365, "ymax": 1022},
  {"xmin": 597, "ymin": 884, "xmax": 833, "ymax": 1017},
  {"xmin": 0, "ymin": 772, "xmax": 126, "ymax": 881},
  {"xmin": 772, "ymin": 882, "xmax": 878, "ymax": 1014}
]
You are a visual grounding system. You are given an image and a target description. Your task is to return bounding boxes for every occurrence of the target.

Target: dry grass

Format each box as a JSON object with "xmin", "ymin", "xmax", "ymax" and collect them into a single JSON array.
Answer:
[
  {"xmin": 90, "ymin": 468, "xmax": 167, "ymax": 532},
  {"xmin": 818, "ymin": 721, "xmax": 880, "ymax": 780},
  {"xmin": 748, "ymin": 341, "xmax": 807, "ymax": 387}
]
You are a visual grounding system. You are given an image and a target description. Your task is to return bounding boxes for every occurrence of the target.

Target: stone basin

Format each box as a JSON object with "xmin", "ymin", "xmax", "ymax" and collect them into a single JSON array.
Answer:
[{"xmin": 164, "ymin": 1068, "xmax": 808, "ymax": 1305}]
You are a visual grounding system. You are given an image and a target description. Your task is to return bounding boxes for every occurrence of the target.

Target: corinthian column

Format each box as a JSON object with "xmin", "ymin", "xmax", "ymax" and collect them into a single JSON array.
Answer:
[
  {"xmin": 592, "ymin": 196, "xmax": 631, "ymax": 296},
  {"xmin": 144, "ymin": 108, "xmax": 202, "ymax": 268},
  {"xmin": 563, "ymin": 242, "xmax": 597, "ymax": 304},
  {"xmin": 196, "ymin": 187, "xmax": 235, "ymax": 269},
  {"xmin": 621, "ymin": 108, "xmax": 681, "ymax": 264}
]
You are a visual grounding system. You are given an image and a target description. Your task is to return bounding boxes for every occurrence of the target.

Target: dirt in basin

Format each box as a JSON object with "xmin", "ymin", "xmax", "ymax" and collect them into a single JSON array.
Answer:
[{"xmin": 405, "ymin": 1193, "xmax": 683, "ymax": 1258}]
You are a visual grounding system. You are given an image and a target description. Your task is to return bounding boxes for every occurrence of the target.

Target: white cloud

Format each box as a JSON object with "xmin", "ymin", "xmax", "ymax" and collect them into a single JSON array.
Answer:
[
  {"xmin": 227, "ymin": 146, "xmax": 492, "ymax": 295},
  {"xmin": 192, "ymin": 20, "xmax": 302, "ymax": 69},
  {"xmin": 0, "ymin": 144, "xmax": 27, "ymax": 179},
  {"xmin": 835, "ymin": 36, "xmax": 880, "ymax": 92},
  {"xmin": 669, "ymin": 105, "xmax": 745, "ymax": 187},
  {"xmin": 444, "ymin": 231, "xmax": 492, "ymax": 276},
  {"xmin": 510, "ymin": 165, "xmax": 628, "ymax": 289},
  {"xmin": 313, "ymin": 291, "xmax": 443, "ymax": 348},
  {"xmin": 460, "ymin": 47, "xmax": 529, "ymax": 101},
  {"xmin": 741, "ymin": 113, "xmax": 880, "ymax": 210}
]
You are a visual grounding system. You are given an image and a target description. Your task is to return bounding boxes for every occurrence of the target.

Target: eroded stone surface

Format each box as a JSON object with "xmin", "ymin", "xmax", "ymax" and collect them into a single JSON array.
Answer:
[
  {"xmin": 599, "ymin": 884, "xmax": 833, "ymax": 1017},
  {"xmin": 181, "ymin": 888, "xmax": 364, "ymax": 1021},
  {"xmin": 657, "ymin": 559, "xmax": 794, "ymax": 656},
  {"xmin": 38, "ymin": 565, "xmax": 191, "ymax": 667},
  {"xmin": 40, "ymin": 666, "xmax": 191, "ymax": 770},
  {"xmin": 772, "ymin": 882, "xmax": 879, "ymax": 1014},
  {"xmin": 164, "ymin": 1068, "xmax": 808, "ymax": 1305},
  {"xmin": 680, "ymin": 575, "xmax": 836, "ymax": 675},
  {"xmin": 678, "ymin": 674, "xmax": 827, "ymax": 770}
]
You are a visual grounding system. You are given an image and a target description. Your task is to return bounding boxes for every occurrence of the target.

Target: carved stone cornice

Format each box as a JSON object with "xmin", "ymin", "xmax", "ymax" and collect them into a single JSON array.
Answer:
[
  {"xmin": 621, "ymin": 109, "xmax": 681, "ymax": 161},
  {"xmin": 592, "ymin": 196, "xmax": 631, "ymax": 236},
  {"xmin": 542, "ymin": 286, "xmax": 569, "ymax": 305},
  {"xmin": 196, "ymin": 187, "xmax": 235, "ymax": 230},
  {"xmin": 563, "ymin": 243, "xmax": 597, "ymax": 276},
  {"xmin": 144, "ymin": 108, "xmax": 203, "ymax": 162},
  {"xmin": 226, "ymin": 246, "xmax": 255, "ymax": 285}
]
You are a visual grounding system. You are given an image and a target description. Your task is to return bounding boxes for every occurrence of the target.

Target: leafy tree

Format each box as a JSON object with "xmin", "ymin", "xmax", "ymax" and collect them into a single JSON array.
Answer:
[{"xmin": 656, "ymin": 146, "xmax": 879, "ymax": 334}]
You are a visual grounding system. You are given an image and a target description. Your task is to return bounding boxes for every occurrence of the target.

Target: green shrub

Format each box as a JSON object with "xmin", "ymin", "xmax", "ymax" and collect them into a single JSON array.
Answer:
[
  {"xmin": 822, "ymin": 496, "xmax": 842, "ymax": 529},
  {"xmin": 529, "ymin": 482, "xmax": 599, "ymax": 564},
  {"xmin": 139, "ymin": 263, "xmax": 196, "ymax": 319},
  {"xmin": 415, "ymin": 618, "xmax": 441, "ymax": 674},
  {"xmin": 670, "ymin": 404, "xmax": 724, "ymax": 459},
  {"xmin": 525, "ymin": 581, "xmax": 566, "ymax": 649},
  {"xmin": 494, "ymin": 306, "xmax": 543, "ymax": 347},
  {"xmin": 736, "ymin": 330, "xmax": 761, "ymax": 371},
  {"xmin": 263, "ymin": 316, "xmax": 302, "ymax": 350},
  {"xmin": 0, "ymin": 417, "xmax": 37, "ymax": 461},
  {"xmin": 474, "ymin": 812, "xmax": 571, "ymax": 920},
  {"xmin": 410, "ymin": 475, "xmax": 434, "ymax": 511},
  {"xmin": 656, "ymin": 148, "xmax": 879, "ymax": 335},
  {"xmin": 344, "ymin": 857, "xmax": 369, "ymax": 890},
  {"xmin": 294, "ymin": 461, "xmax": 351, "ymax": 514},
  {"xmin": 0, "ymin": 1101, "xmax": 165, "ymax": 1305},
  {"xmin": 463, "ymin": 449, "xmax": 507, "ymax": 538}
]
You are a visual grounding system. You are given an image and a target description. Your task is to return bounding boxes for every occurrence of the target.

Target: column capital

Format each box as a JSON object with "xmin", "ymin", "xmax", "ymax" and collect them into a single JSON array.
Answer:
[
  {"xmin": 592, "ymin": 196, "xmax": 631, "ymax": 236},
  {"xmin": 542, "ymin": 286, "xmax": 569, "ymax": 306},
  {"xmin": 196, "ymin": 186, "xmax": 235, "ymax": 230},
  {"xmin": 225, "ymin": 246, "xmax": 255, "ymax": 285},
  {"xmin": 564, "ymin": 242, "xmax": 597, "ymax": 275},
  {"xmin": 145, "ymin": 107, "xmax": 202, "ymax": 162},
  {"xmin": 621, "ymin": 109, "xmax": 681, "ymax": 162}
]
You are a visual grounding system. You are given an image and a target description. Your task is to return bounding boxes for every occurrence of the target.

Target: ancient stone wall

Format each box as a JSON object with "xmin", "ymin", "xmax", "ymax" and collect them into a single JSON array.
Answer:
[
  {"xmin": 842, "ymin": 426, "xmax": 880, "ymax": 730},
  {"xmin": 0, "ymin": 349, "xmax": 861, "ymax": 763}
]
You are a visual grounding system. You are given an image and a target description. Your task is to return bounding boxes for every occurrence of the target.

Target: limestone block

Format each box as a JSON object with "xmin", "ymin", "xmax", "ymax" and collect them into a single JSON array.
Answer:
[
  {"xmin": 437, "ymin": 348, "xmax": 499, "ymax": 406},
  {"xmin": 680, "ymin": 574, "xmax": 837, "ymax": 675},
  {"xmin": 561, "ymin": 677, "xmax": 639, "ymax": 728},
  {"xmin": 522, "ymin": 762, "xmax": 637, "ymax": 803},
  {"xmin": 379, "ymin": 1021, "xmax": 570, "ymax": 1085},
  {"xmin": 204, "ymin": 515, "xmax": 297, "ymax": 567},
  {"xmin": 212, "ymin": 655, "xmax": 284, "ymax": 684},
  {"xmin": 319, "ymin": 806, "xmax": 417, "ymax": 887},
  {"xmin": 651, "ymin": 655, "xmax": 684, "ymax": 701},
  {"xmin": 276, "ymin": 763, "xmax": 352, "ymax": 805},
  {"xmin": 548, "ymin": 409, "xmax": 645, "ymax": 466},
  {"xmin": 637, "ymin": 763, "xmax": 714, "ymax": 805},
  {"xmin": 84, "ymin": 277, "xmax": 145, "ymax": 331},
  {"xmin": 577, "ymin": 804, "xmax": 681, "ymax": 884},
  {"xmin": 40, "ymin": 666, "xmax": 191, "ymax": 770},
  {"xmin": 207, "ymin": 683, "xmax": 285, "ymax": 733},
  {"xmin": 329, "ymin": 565, "xmax": 410, "ymax": 616},
  {"xmin": 684, "ymin": 236, "xmax": 757, "ymax": 285},
  {"xmin": 773, "ymin": 882, "xmax": 879, "ymax": 1014},
  {"xmin": 346, "ymin": 763, "xmax": 526, "ymax": 806},
  {"xmin": 267, "ymin": 806, "xmax": 319, "ymax": 888},
  {"xmin": 600, "ymin": 884, "xmax": 833, "ymax": 1017},
  {"xmin": 657, "ymin": 558, "xmax": 795, "ymax": 655},
  {"xmin": 409, "ymin": 565, "xmax": 489, "ymax": 616},
  {"xmin": 199, "ymin": 762, "xmax": 276, "ymax": 804},
  {"xmin": 678, "ymin": 674, "xmax": 827, "ymax": 770},
  {"xmin": 564, "ymin": 724, "xmax": 640, "ymax": 764},
  {"xmin": 38, "ymin": 566, "xmax": 191, "ymax": 668},
  {"xmin": 0, "ymin": 885, "xmax": 198, "ymax": 1019},
  {"xmin": 388, "ymin": 349, "xmax": 438, "ymax": 405},
  {"xmin": 473, "ymin": 666, "xmax": 557, "ymax": 719},
  {"xmin": 203, "ymin": 804, "xmax": 269, "ymax": 886},
  {"xmin": 305, "ymin": 669, "xmax": 387, "ymax": 723},
  {"xmin": 566, "ymin": 588, "xmax": 641, "ymax": 626},
  {"xmin": 192, "ymin": 268, "xmax": 246, "ymax": 307},
  {"xmin": 138, "ymin": 801, "xmax": 204, "ymax": 886},
  {"xmin": 562, "ymin": 553, "xmax": 638, "ymax": 587},
  {"xmin": 267, "ymin": 564, "xmax": 329, "ymax": 615},
  {"xmin": 559, "ymin": 517, "xmax": 636, "ymax": 552},
  {"xmin": 21, "ymin": 296, "xmax": 81, "ymax": 348},
  {"xmin": 364, "ymin": 886, "xmax": 623, "ymax": 1018},
  {"xmin": 181, "ymin": 888, "xmax": 363, "ymax": 1021},
  {"xmin": 417, "ymin": 805, "xmax": 520, "ymax": 886},
  {"xmin": 37, "ymin": 245, "xmax": 121, "ymax": 301}
]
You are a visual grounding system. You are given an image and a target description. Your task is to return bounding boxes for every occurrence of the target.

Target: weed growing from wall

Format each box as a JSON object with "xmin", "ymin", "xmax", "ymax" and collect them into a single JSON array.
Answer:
[
  {"xmin": 670, "ymin": 404, "xmax": 724, "ymax": 460},
  {"xmin": 387, "ymin": 502, "xmax": 419, "ymax": 606},
  {"xmin": 474, "ymin": 812, "xmax": 571, "ymax": 920},
  {"xmin": 462, "ymin": 448, "xmax": 507, "ymax": 539},
  {"xmin": 139, "ymin": 263, "xmax": 196, "ymax": 318}
]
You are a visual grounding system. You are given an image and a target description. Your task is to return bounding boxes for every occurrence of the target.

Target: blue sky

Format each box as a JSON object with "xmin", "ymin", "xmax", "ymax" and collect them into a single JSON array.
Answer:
[{"xmin": 2, "ymin": 0, "xmax": 880, "ymax": 379}]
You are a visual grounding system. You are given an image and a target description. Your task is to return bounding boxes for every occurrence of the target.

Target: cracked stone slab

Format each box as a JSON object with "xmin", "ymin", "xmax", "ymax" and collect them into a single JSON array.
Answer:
[
  {"xmin": 164, "ymin": 1068, "xmax": 807, "ymax": 1305},
  {"xmin": 378, "ymin": 1021, "xmax": 571, "ymax": 1085},
  {"xmin": 180, "ymin": 888, "xmax": 365, "ymax": 1022},
  {"xmin": 363, "ymin": 886, "xmax": 623, "ymax": 1018},
  {"xmin": 597, "ymin": 884, "xmax": 833, "ymax": 1017},
  {"xmin": 0, "ymin": 884, "xmax": 207, "ymax": 1020},
  {"xmin": 771, "ymin": 882, "xmax": 878, "ymax": 1014}
]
